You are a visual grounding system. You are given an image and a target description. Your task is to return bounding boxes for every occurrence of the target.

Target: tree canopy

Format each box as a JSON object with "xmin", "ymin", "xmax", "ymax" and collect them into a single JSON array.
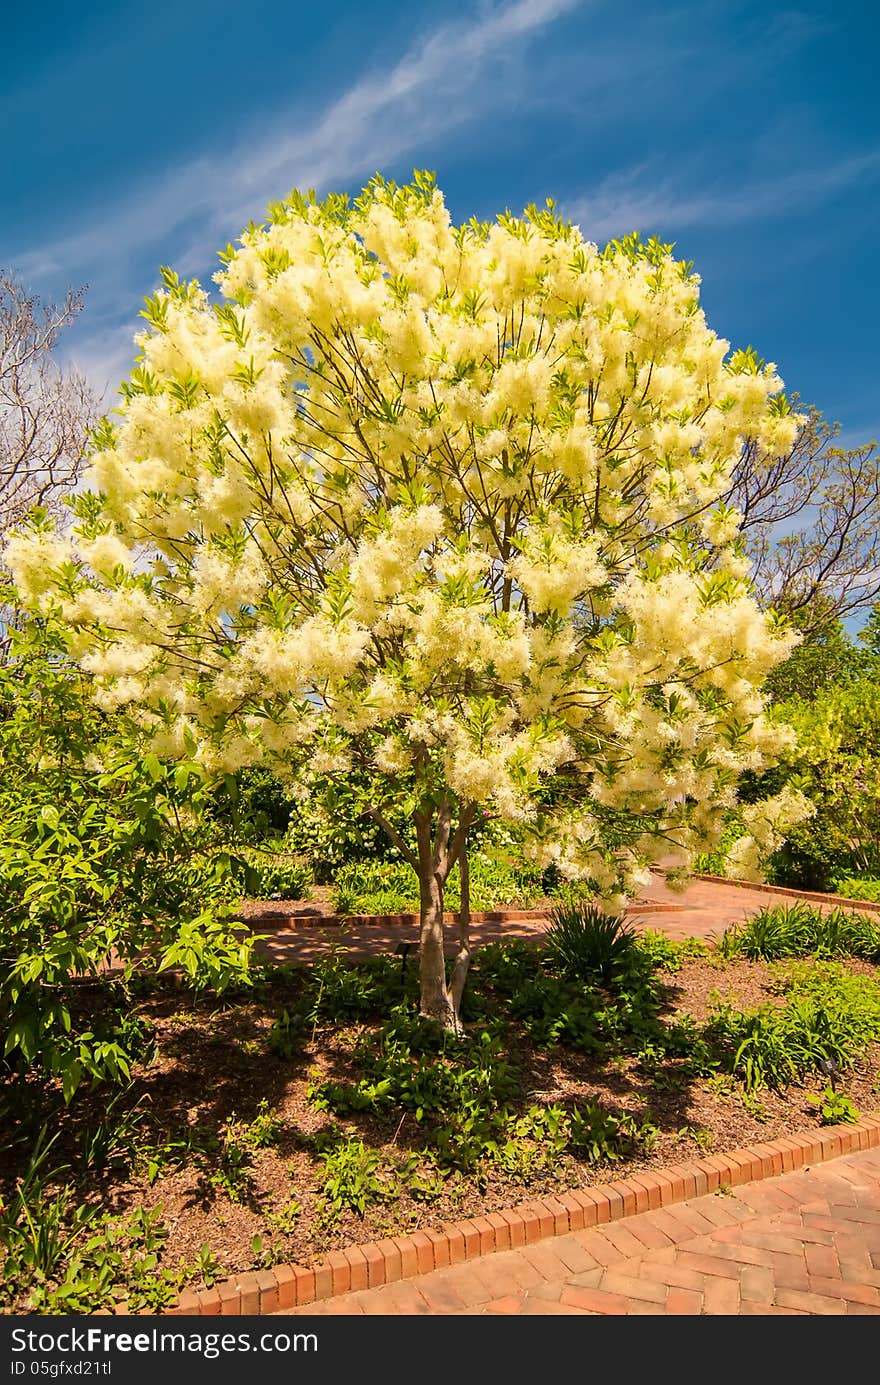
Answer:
[{"xmin": 5, "ymin": 172, "xmax": 811, "ymax": 1025}]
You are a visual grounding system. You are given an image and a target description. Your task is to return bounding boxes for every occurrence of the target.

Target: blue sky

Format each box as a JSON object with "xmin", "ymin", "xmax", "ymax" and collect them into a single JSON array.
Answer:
[{"xmin": 2, "ymin": 0, "xmax": 877, "ymax": 448}]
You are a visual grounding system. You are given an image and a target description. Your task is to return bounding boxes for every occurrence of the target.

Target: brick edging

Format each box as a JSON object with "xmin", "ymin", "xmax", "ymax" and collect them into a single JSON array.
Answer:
[
  {"xmin": 692, "ymin": 873, "xmax": 880, "ymax": 915},
  {"xmin": 242, "ymin": 901, "xmax": 686, "ymax": 931},
  {"xmin": 158, "ymin": 1114, "xmax": 880, "ymax": 1316}
]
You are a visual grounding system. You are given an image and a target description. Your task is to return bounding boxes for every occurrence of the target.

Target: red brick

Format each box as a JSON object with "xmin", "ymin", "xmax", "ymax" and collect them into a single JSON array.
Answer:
[
  {"xmin": 424, "ymin": 1230, "xmax": 451, "ymax": 1269},
  {"xmin": 541, "ymin": 1196, "xmax": 571, "ymax": 1234},
  {"xmin": 600, "ymin": 1222, "xmax": 647, "ymax": 1259},
  {"xmin": 486, "ymin": 1212, "xmax": 513, "ymax": 1249},
  {"xmin": 218, "ymin": 1280, "xmax": 242, "ymax": 1315},
  {"xmin": 500, "ymin": 1209, "xmax": 527, "ymax": 1246},
  {"xmin": 804, "ymin": 1243, "xmax": 840, "ymax": 1281},
  {"xmin": 274, "ymin": 1264, "xmax": 298, "ymax": 1310},
  {"xmin": 557, "ymin": 1193, "xmax": 586, "ymax": 1232},
  {"xmin": 648, "ymin": 1170, "xmax": 678, "ymax": 1206},
  {"xmin": 625, "ymin": 1216, "xmax": 674, "ymax": 1252},
  {"xmin": 649, "ymin": 1262, "xmax": 707, "ymax": 1292},
  {"xmin": 629, "ymin": 1174, "xmax": 662, "ymax": 1211},
  {"xmin": 664, "ymin": 1169, "xmax": 692, "ymax": 1203},
  {"xmin": 601, "ymin": 1271, "xmax": 667, "ymax": 1304},
  {"xmin": 234, "ymin": 1268, "xmax": 261, "ymax": 1312},
  {"xmin": 666, "ymin": 1289, "xmax": 702, "ymax": 1314},
  {"xmin": 174, "ymin": 1290, "xmax": 201, "ymax": 1316},
  {"xmin": 456, "ymin": 1219, "xmax": 483, "ymax": 1258},
  {"xmin": 392, "ymin": 1235, "xmax": 419, "ymax": 1279},
  {"xmin": 256, "ymin": 1270, "xmax": 279, "ymax": 1314},
  {"xmin": 679, "ymin": 1163, "xmax": 709, "ymax": 1199},
  {"xmin": 777, "ymin": 1138, "xmax": 808, "ymax": 1172},
  {"xmin": 409, "ymin": 1232, "xmax": 436, "ymax": 1274},
  {"xmin": 674, "ymin": 1250, "xmax": 742, "ymax": 1280},
  {"xmin": 809, "ymin": 1276, "xmax": 880, "ymax": 1308},
  {"xmin": 483, "ymin": 1295, "xmax": 523, "ymax": 1314},
  {"xmin": 560, "ymin": 1284, "xmax": 628, "ymax": 1314},
  {"xmin": 312, "ymin": 1260, "xmax": 334, "ymax": 1300},
  {"xmin": 721, "ymin": 1152, "xmax": 755, "ymax": 1185},
  {"xmin": 698, "ymin": 1156, "xmax": 729, "ymax": 1191},
  {"xmin": 529, "ymin": 1202, "xmax": 558, "ymax": 1240},
  {"xmin": 750, "ymin": 1143, "xmax": 778, "ymax": 1178},
  {"xmin": 343, "ymin": 1247, "xmax": 369, "ymax": 1293},
  {"xmin": 518, "ymin": 1206, "xmax": 544, "ymax": 1245},
  {"xmin": 361, "ymin": 1242, "xmax": 387, "ymax": 1288},
  {"xmin": 775, "ymin": 1287, "xmax": 845, "ymax": 1315},
  {"xmin": 195, "ymin": 1288, "xmax": 221, "ymax": 1316},
  {"xmin": 442, "ymin": 1224, "xmax": 467, "ymax": 1265},
  {"xmin": 702, "ymin": 1275, "xmax": 741, "ymax": 1314},
  {"xmin": 324, "ymin": 1251, "xmax": 351, "ymax": 1297},
  {"xmin": 373, "ymin": 1237, "xmax": 403, "ymax": 1283},
  {"xmin": 595, "ymin": 1185, "xmax": 624, "ymax": 1222},
  {"xmin": 607, "ymin": 1181, "xmax": 638, "ymax": 1217},
  {"xmin": 470, "ymin": 1217, "xmax": 497, "ymax": 1255}
]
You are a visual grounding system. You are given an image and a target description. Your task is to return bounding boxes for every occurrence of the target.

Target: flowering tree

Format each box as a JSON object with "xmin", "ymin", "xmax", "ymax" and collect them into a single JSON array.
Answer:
[{"xmin": 6, "ymin": 173, "xmax": 810, "ymax": 1029}]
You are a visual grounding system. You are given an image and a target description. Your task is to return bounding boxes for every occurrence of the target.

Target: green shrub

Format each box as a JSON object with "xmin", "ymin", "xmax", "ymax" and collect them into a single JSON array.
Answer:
[
  {"xmin": 706, "ymin": 962, "xmax": 880, "ymax": 1090},
  {"xmin": 832, "ymin": 877, "xmax": 880, "ymax": 903},
  {"xmin": 331, "ymin": 853, "xmax": 545, "ymax": 916},
  {"xmin": 545, "ymin": 903, "xmax": 637, "ymax": 987},
  {"xmin": 807, "ymin": 1085, "xmax": 860, "ymax": 1125},
  {"xmin": 0, "ymin": 608, "xmax": 252, "ymax": 1100},
  {"xmin": 230, "ymin": 849, "xmax": 312, "ymax": 900},
  {"xmin": 568, "ymin": 1099, "xmax": 658, "ymax": 1163},
  {"xmin": 717, "ymin": 903, "xmax": 880, "ymax": 962},
  {"xmin": 635, "ymin": 932, "xmax": 709, "ymax": 972}
]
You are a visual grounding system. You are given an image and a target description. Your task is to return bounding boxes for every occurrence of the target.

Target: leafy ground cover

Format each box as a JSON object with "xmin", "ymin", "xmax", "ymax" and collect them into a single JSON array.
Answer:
[{"xmin": 3, "ymin": 905, "xmax": 880, "ymax": 1314}]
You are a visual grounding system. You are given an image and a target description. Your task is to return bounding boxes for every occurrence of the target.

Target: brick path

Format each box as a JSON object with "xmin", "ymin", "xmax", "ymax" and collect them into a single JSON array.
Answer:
[
  {"xmin": 250, "ymin": 869, "xmax": 851, "ymax": 965},
  {"xmin": 281, "ymin": 1150, "xmax": 880, "ymax": 1315}
]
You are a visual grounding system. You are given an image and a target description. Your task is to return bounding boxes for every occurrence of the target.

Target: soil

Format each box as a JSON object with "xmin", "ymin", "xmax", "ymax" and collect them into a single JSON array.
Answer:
[{"xmin": 3, "ymin": 946, "xmax": 879, "ymax": 1306}]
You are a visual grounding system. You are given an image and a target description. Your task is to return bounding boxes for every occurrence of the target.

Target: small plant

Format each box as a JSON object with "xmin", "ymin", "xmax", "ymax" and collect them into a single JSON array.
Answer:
[
  {"xmin": 267, "ymin": 1006, "xmax": 310, "ymax": 1058},
  {"xmin": 740, "ymin": 1090, "xmax": 770, "ymax": 1122},
  {"xmin": 636, "ymin": 932, "xmax": 708, "ymax": 973},
  {"xmin": 206, "ymin": 1118, "xmax": 265, "ymax": 1203},
  {"xmin": 317, "ymin": 1136, "xmax": 396, "ymax": 1222},
  {"xmin": 568, "ymin": 1099, "xmax": 657, "ymax": 1164},
  {"xmin": 76, "ymin": 1089, "xmax": 151, "ymax": 1174},
  {"xmin": 807, "ymin": 1085, "xmax": 860, "ymax": 1126},
  {"xmin": 189, "ymin": 1243, "xmax": 222, "ymax": 1287},
  {"xmin": 545, "ymin": 903, "xmax": 637, "ymax": 986},
  {"xmin": 226, "ymin": 1099, "xmax": 285, "ymax": 1150},
  {"xmin": 677, "ymin": 1124, "xmax": 714, "ymax": 1150},
  {"xmin": 706, "ymin": 961, "xmax": 880, "ymax": 1091},
  {"xmin": 231, "ymin": 849, "xmax": 313, "ymax": 901},
  {"xmin": 266, "ymin": 1196, "xmax": 302, "ymax": 1237},
  {"xmin": 0, "ymin": 1133, "xmax": 100, "ymax": 1299}
]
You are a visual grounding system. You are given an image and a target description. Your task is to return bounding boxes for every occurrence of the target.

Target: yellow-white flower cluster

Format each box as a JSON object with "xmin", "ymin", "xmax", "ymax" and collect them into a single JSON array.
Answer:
[{"xmin": 4, "ymin": 174, "xmax": 807, "ymax": 888}]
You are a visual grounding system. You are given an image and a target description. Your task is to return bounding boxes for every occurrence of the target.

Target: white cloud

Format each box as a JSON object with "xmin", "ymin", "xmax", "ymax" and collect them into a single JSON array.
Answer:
[
  {"xmin": 566, "ymin": 148, "xmax": 880, "ymax": 244},
  {"xmin": 13, "ymin": 0, "xmax": 580, "ymax": 285},
  {"xmin": 8, "ymin": 0, "xmax": 581, "ymax": 397}
]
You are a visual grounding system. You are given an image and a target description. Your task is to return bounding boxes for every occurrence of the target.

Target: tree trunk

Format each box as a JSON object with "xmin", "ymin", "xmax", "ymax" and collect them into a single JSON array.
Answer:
[
  {"xmin": 415, "ymin": 811, "xmax": 456, "ymax": 1028},
  {"xmin": 449, "ymin": 846, "xmax": 471, "ymax": 1032},
  {"xmin": 370, "ymin": 799, "xmax": 474, "ymax": 1032}
]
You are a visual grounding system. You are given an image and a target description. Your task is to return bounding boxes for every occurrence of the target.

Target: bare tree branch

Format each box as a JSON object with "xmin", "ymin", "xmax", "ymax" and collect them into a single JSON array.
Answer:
[
  {"xmin": 726, "ymin": 398, "xmax": 880, "ymax": 633},
  {"xmin": 0, "ymin": 273, "xmax": 98, "ymax": 538}
]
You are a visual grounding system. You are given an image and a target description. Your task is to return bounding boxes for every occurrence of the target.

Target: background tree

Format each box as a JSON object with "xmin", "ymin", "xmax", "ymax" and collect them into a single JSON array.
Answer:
[
  {"xmin": 726, "ymin": 403, "xmax": 880, "ymax": 636},
  {"xmin": 6, "ymin": 174, "xmax": 810, "ymax": 1029},
  {"xmin": 0, "ymin": 273, "xmax": 98, "ymax": 535}
]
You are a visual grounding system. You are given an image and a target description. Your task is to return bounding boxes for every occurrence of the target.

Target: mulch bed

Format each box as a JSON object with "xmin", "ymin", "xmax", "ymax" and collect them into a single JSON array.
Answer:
[{"xmin": 4, "ymin": 945, "xmax": 877, "ymax": 1298}]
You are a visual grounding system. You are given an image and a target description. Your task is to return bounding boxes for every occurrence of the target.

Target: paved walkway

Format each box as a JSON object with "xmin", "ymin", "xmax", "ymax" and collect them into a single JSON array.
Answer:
[
  {"xmin": 249, "ymin": 869, "xmax": 848, "ymax": 966},
  {"xmin": 281, "ymin": 1149, "xmax": 880, "ymax": 1315}
]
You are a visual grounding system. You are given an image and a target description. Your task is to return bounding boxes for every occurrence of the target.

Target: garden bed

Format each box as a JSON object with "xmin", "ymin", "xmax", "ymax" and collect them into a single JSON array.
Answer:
[{"xmin": 3, "ymin": 905, "xmax": 880, "ymax": 1314}]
